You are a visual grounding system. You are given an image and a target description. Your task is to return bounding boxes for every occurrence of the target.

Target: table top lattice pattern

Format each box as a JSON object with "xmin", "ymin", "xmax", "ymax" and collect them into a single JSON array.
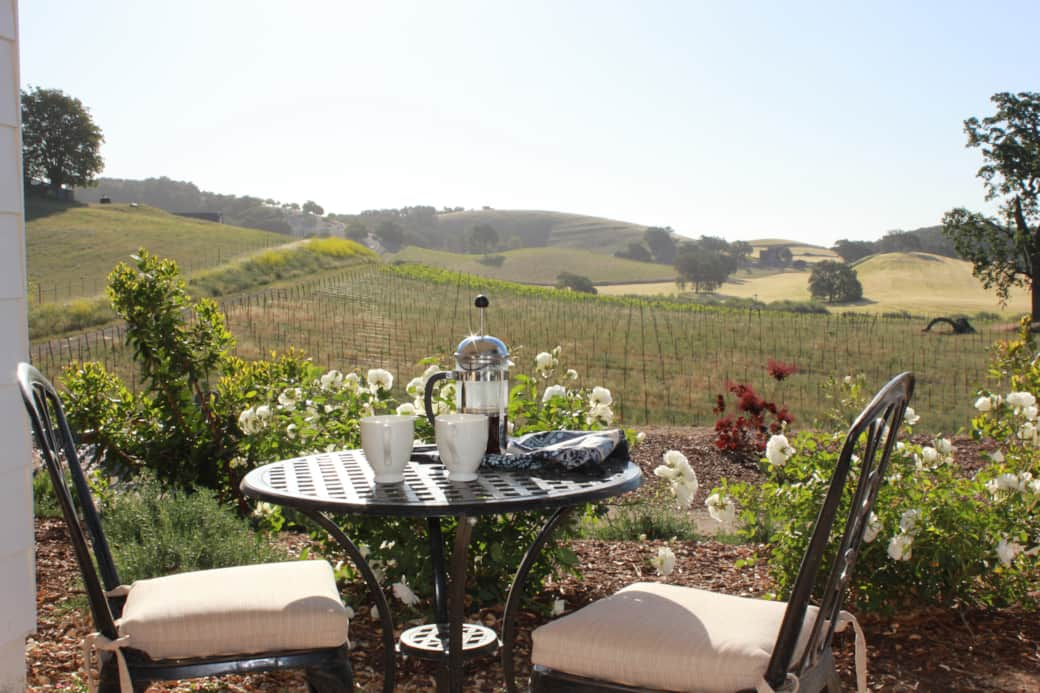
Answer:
[{"xmin": 243, "ymin": 449, "xmax": 641, "ymax": 517}]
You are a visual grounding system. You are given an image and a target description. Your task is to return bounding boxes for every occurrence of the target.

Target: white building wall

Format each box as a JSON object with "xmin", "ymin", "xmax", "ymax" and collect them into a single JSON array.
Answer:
[{"xmin": 0, "ymin": 1, "xmax": 32, "ymax": 690}]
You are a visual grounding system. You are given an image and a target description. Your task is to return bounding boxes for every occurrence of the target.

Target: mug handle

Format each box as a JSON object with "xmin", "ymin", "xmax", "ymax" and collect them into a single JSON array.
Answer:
[
  {"xmin": 423, "ymin": 371, "xmax": 453, "ymax": 426},
  {"xmin": 382, "ymin": 422, "xmax": 392, "ymax": 469}
]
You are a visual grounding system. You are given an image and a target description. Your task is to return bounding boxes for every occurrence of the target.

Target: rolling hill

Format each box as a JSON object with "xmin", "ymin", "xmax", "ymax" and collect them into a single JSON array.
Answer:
[
  {"xmin": 26, "ymin": 197, "xmax": 291, "ymax": 301},
  {"xmin": 389, "ymin": 246, "xmax": 675, "ymax": 284},
  {"xmin": 600, "ymin": 252, "xmax": 1031, "ymax": 318},
  {"xmin": 432, "ymin": 209, "xmax": 649, "ymax": 253}
]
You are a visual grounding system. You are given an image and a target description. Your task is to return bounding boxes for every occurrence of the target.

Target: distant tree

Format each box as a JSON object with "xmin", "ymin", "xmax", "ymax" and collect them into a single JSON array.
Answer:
[
  {"xmin": 675, "ymin": 248, "xmax": 731, "ymax": 292},
  {"xmin": 644, "ymin": 227, "xmax": 677, "ymax": 264},
  {"xmin": 614, "ymin": 241, "xmax": 652, "ymax": 262},
  {"xmin": 878, "ymin": 230, "xmax": 922, "ymax": 254},
  {"xmin": 21, "ymin": 86, "xmax": 105, "ymax": 189},
  {"xmin": 302, "ymin": 200, "xmax": 324, "ymax": 216},
  {"xmin": 556, "ymin": 272, "xmax": 597, "ymax": 294},
  {"xmin": 832, "ymin": 239, "xmax": 876, "ymax": 263},
  {"xmin": 729, "ymin": 240, "xmax": 754, "ymax": 270},
  {"xmin": 758, "ymin": 245, "xmax": 793, "ymax": 268},
  {"xmin": 346, "ymin": 221, "xmax": 369, "ymax": 243},
  {"xmin": 374, "ymin": 220, "xmax": 405, "ymax": 252},
  {"xmin": 943, "ymin": 92, "xmax": 1040, "ymax": 321},
  {"xmin": 809, "ymin": 261, "xmax": 863, "ymax": 303},
  {"xmin": 467, "ymin": 223, "xmax": 499, "ymax": 254}
]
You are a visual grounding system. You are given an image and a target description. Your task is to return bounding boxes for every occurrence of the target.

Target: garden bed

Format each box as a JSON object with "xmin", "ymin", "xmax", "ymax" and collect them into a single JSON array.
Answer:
[{"xmin": 26, "ymin": 427, "xmax": 1040, "ymax": 691}]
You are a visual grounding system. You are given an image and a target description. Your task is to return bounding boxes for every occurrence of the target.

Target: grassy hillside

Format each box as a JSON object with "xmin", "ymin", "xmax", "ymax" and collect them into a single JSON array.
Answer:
[
  {"xmin": 389, "ymin": 246, "xmax": 675, "ymax": 284},
  {"xmin": 26, "ymin": 198, "xmax": 289, "ymax": 302},
  {"xmin": 600, "ymin": 252, "xmax": 1030, "ymax": 318},
  {"xmin": 434, "ymin": 209, "xmax": 648, "ymax": 253}
]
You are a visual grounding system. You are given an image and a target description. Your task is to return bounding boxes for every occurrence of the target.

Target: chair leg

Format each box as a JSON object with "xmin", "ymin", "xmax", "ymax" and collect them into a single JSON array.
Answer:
[
  {"xmin": 305, "ymin": 648, "xmax": 354, "ymax": 693},
  {"xmin": 98, "ymin": 654, "xmax": 150, "ymax": 693},
  {"xmin": 825, "ymin": 665, "xmax": 842, "ymax": 693}
]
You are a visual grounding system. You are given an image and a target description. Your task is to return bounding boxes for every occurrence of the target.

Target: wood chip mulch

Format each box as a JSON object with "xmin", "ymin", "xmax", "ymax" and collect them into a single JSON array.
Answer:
[{"xmin": 26, "ymin": 427, "xmax": 1040, "ymax": 692}]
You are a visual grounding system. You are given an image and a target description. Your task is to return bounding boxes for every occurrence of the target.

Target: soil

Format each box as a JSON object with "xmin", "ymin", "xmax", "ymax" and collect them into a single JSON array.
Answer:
[{"xmin": 25, "ymin": 427, "xmax": 1040, "ymax": 692}]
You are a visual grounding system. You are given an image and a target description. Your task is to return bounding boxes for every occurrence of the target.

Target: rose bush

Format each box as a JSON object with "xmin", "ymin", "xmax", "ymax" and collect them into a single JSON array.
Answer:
[{"xmin": 708, "ymin": 330, "xmax": 1040, "ymax": 612}]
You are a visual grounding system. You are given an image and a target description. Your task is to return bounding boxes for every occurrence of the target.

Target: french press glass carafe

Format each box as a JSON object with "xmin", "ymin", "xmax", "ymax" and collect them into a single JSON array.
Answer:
[{"xmin": 423, "ymin": 295, "xmax": 509, "ymax": 454}]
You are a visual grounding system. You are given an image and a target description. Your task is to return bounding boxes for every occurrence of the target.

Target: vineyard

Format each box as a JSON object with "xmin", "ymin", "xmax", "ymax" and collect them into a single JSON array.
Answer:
[{"xmin": 31, "ymin": 264, "xmax": 1006, "ymax": 433}]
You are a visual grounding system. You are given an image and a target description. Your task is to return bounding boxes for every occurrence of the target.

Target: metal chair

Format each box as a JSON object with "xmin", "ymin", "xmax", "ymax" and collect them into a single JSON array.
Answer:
[
  {"xmin": 18, "ymin": 363, "xmax": 353, "ymax": 693},
  {"xmin": 530, "ymin": 372, "xmax": 915, "ymax": 693}
]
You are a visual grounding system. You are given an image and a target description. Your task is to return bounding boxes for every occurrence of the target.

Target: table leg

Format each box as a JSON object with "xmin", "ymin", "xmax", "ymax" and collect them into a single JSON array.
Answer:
[
  {"xmin": 302, "ymin": 509, "xmax": 396, "ymax": 693},
  {"xmin": 448, "ymin": 513, "xmax": 474, "ymax": 693},
  {"xmin": 501, "ymin": 507, "xmax": 572, "ymax": 693},
  {"xmin": 427, "ymin": 517, "xmax": 450, "ymax": 626}
]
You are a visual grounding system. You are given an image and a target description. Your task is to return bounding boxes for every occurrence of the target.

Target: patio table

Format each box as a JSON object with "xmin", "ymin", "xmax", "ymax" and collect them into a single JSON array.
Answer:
[{"xmin": 241, "ymin": 447, "xmax": 641, "ymax": 693}]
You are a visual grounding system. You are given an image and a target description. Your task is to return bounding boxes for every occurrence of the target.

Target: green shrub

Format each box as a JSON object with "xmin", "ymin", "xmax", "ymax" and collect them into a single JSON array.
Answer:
[
  {"xmin": 29, "ymin": 298, "xmax": 114, "ymax": 339},
  {"xmin": 101, "ymin": 474, "xmax": 287, "ymax": 583},
  {"xmin": 33, "ymin": 470, "xmax": 61, "ymax": 519},
  {"xmin": 477, "ymin": 254, "xmax": 506, "ymax": 267},
  {"xmin": 582, "ymin": 503, "xmax": 698, "ymax": 542}
]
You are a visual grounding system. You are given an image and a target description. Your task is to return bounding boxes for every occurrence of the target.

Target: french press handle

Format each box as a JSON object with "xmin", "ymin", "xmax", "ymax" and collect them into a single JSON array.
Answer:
[{"xmin": 423, "ymin": 371, "xmax": 455, "ymax": 426}]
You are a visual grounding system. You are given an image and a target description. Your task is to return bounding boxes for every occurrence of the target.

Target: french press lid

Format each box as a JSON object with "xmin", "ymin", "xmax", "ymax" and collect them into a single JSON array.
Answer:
[{"xmin": 454, "ymin": 295, "xmax": 509, "ymax": 371}]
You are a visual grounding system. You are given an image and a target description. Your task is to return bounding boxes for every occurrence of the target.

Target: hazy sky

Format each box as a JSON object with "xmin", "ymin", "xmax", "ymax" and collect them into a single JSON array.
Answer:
[{"xmin": 19, "ymin": 1, "xmax": 1040, "ymax": 246}]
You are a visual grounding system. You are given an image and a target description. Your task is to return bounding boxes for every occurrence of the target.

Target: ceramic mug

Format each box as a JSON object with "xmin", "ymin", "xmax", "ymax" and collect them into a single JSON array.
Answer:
[
  {"xmin": 360, "ymin": 415, "xmax": 415, "ymax": 483},
  {"xmin": 435, "ymin": 413, "xmax": 488, "ymax": 482}
]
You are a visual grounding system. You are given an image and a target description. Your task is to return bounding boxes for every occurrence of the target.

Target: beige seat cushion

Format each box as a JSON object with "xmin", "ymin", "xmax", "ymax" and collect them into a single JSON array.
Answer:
[
  {"xmin": 532, "ymin": 582, "xmax": 816, "ymax": 692},
  {"xmin": 117, "ymin": 560, "xmax": 349, "ymax": 660}
]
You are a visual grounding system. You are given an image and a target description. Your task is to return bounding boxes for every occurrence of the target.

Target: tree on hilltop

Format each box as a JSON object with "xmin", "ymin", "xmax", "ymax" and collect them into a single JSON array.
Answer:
[
  {"xmin": 809, "ymin": 261, "xmax": 863, "ymax": 303},
  {"xmin": 374, "ymin": 220, "xmax": 405, "ymax": 252},
  {"xmin": 346, "ymin": 221, "xmax": 368, "ymax": 243},
  {"xmin": 302, "ymin": 200, "xmax": 324, "ymax": 216},
  {"xmin": 21, "ymin": 86, "xmax": 104, "ymax": 189},
  {"xmin": 644, "ymin": 227, "xmax": 677, "ymax": 264},
  {"xmin": 943, "ymin": 92, "xmax": 1040, "ymax": 321},
  {"xmin": 467, "ymin": 223, "xmax": 499, "ymax": 254}
]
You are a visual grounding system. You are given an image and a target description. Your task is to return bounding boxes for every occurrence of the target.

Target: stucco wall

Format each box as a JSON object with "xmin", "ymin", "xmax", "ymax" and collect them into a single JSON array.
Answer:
[{"xmin": 0, "ymin": 1, "xmax": 33, "ymax": 690}]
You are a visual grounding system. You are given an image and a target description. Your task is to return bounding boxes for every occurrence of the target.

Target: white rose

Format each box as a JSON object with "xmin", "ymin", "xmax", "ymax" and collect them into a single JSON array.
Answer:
[
  {"xmin": 396, "ymin": 402, "xmax": 417, "ymax": 416},
  {"xmin": 862, "ymin": 512, "xmax": 881, "ymax": 543},
  {"xmin": 765, "ymin": 434, "xmax": 796, "ymax": 467},
  {"xmin": 367, "ymin": 368, "xmax": 393, "ymax": 392},
  {"xmin": 974, "ymin": 395, "xmax": 992, "ymax": 412},
  {"xmin": 887, "ymin": 533, "xmax": 913, "ymax": 561},
  {"xmin": 589, "ymin": 386, "xmax": 613, "ymax": 406},
  {"xmin": 542, "ymin": 384, "xmax": 567, "ymax": 403},
  {"xmin": 649, "ymin": 546, "xmax": 676, "ymax": 577},
  {"xmin": 996, "ymin": 538, "xmax": 1023, "ymax": 566},
  {"xmin": 534, "ymin": 352, "xmax": 554, "ymax": 372},
  {"xmin": 903, "ymin": 407, "xmax": 920, "ymax": 426}
]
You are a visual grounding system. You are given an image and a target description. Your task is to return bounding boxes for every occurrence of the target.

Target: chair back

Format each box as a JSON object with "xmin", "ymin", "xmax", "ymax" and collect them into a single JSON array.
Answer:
[
  {"xmin": 18, "ymin": 362, "xmax": 121, "ymax": 640},
  {"xmin": 764, "ymin": 371, "xmax": 914, "ymax": 688}
]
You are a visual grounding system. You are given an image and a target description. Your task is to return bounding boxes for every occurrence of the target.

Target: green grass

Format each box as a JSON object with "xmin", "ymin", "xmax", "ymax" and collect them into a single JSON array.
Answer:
[
  {"xmin": 28, "ymin": 238, "xmax": 376, "ymax": 339},
  {"xmin": 26, "ymin": 197, "xmax": 290, "ymax": 303},
  {"xmin": 390, "ymin": 246, "xmax": 675, "ymax": 284}
]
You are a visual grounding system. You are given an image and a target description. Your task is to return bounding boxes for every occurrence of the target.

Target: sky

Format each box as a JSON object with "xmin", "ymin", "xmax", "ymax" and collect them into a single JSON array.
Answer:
[{"xmin": 18, "ymin": 1, "xmax": 1040, "ymax": 247}]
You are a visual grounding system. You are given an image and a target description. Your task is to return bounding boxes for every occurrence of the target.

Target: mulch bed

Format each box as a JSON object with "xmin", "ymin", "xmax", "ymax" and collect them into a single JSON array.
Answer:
[{"xmin": 26, "ymin": 427, "xmax": 1040, "ymax": 691}]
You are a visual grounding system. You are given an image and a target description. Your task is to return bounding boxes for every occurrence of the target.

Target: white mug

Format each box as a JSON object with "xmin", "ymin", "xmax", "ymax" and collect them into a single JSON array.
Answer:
[
  {"xmin": 436, "ymin": 413, "xmax": 488, "ymax": 482},
  {"xmin": 360, "ymin": 415, "xmax": 415, "ymax": 483}
]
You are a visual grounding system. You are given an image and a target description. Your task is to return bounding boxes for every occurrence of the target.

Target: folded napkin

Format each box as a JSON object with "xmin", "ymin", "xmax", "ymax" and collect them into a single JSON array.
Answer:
[{"xmin": 482, "ymin": 429, "xmax": 628, "ymax": 473}]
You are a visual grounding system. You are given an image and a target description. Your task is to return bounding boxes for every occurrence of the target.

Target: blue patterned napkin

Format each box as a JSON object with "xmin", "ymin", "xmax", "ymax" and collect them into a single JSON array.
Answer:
[{"xmin": 481, "ymin": 429, "xmax": 628, "ymax": 473}]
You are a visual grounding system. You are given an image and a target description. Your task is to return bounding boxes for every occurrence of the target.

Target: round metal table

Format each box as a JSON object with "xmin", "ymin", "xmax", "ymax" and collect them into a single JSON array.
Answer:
[{"xmin": 241, "ymin": 448, "xmax": 641, "ymax": 693}]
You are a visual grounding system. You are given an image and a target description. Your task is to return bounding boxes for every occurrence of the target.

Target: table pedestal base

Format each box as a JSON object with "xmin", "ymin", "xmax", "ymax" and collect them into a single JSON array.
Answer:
[{"xmin": 399, "ymin": 622, "xmax": 499, "ymax": 660}]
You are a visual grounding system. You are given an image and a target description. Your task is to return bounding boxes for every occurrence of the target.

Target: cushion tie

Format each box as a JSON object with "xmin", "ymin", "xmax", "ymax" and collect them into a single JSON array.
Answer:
[
  {"xmin": 105, "ymin": 584, "xmax": 131, "ymax": 598},
  {"xmin": 835, "ymin": 610, "xmax": 868, "ymax": 693},
  {"xmin": 753, "ymin": 610, "xmax": 867, "ymax": 693},
  {"xmin": 83, "ymin": 631, "xmax": 132, "ymax": 693}
]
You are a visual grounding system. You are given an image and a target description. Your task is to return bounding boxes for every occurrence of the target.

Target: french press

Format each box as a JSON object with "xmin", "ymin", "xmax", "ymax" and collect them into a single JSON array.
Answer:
[{"xmin": 423, "ymin": 295, "xmax": 510, "ymax": 454}]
